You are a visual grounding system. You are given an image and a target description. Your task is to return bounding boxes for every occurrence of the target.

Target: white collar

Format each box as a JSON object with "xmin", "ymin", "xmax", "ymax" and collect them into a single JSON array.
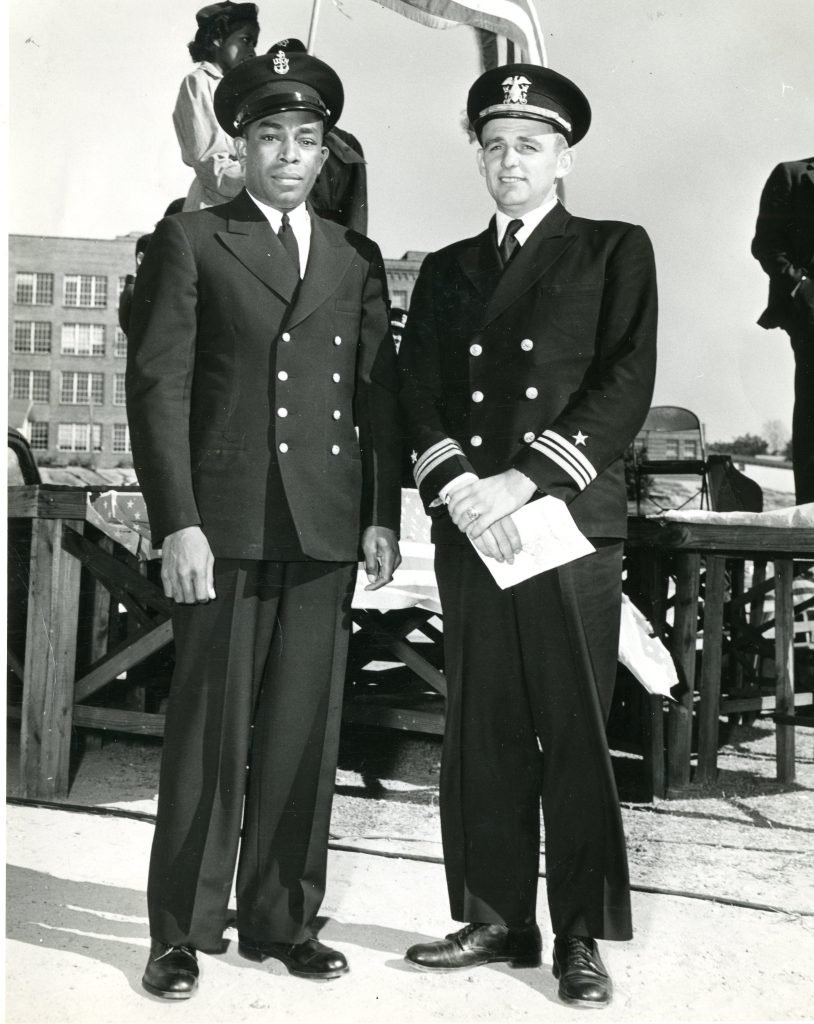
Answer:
[
  {"xmin": 495, "ymin": 194, "xmax": 560, "ymax": 246},
  {"xmin": 245, "ymin": 193, "xmax": 311, "ymax": 276},
  {"xmin": 246, "ymin": 194, "xmax": 309, "ymax": 233},
  {"xmin": 196, "ymin": 61, "xmax": 223, "ymax": 79}
]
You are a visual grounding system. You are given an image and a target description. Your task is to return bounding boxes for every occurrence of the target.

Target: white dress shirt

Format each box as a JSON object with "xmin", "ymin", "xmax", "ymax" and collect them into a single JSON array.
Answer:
[
  {"xmin": 495, "ymin": 193, "xmax": 560, "ymax": 249},
  {"xmin": 246, "ymin": 192, "xmax": 311, "ymax": 277}
]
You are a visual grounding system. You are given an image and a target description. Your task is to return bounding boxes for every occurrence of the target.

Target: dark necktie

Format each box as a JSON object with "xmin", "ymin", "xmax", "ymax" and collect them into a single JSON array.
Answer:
[
  {"xmin": 278, "ymin": 213, "xmax": 300, "ymax": 274},
  {"xmin": 499, "ymin": 218, "xmax": 524, "ymax": 267}
]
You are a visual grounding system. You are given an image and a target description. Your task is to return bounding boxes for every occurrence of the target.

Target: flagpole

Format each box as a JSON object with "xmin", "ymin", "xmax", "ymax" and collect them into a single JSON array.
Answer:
[
  {"xmin": 306, "ymin": 0, "xmax": 323, "ymax": 54},
  {"xmin": 529, "ymin": 0, "xmax": 548, "ymax": 66}
]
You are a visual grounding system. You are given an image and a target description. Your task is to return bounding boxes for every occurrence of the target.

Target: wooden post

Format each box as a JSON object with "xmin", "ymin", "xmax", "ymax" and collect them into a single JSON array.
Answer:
[
  {"xmin": 88, "ymin": 535, "xmax": 114, "ymax": 663},
  {"xmin": 21, "ymin": 518, "xmax": 83, "ymax": 798},
  {"xmin": 696, "ymin": 555, "xmax": 727, "ymax": 783},
  {"xmin": 667, "ymin": 551, "xmax": 702, "ymax": 791},
  {"xmin": 774, "ymin": 559, "xmax": 796, "ymax": 782}
]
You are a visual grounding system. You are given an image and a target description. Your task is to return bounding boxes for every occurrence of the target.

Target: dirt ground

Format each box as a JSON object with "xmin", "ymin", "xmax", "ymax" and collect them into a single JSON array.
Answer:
[
  {"xmin": 6, "ymin": 717, "xmax": 814, "ymax": 1023},
  {"xmin": 8, "ymin": 714, "xmax": 814, "ymax": 915}
]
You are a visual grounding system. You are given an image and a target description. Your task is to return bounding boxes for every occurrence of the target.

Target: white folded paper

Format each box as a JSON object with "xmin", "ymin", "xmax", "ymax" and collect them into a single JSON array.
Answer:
[
  {"xmin": 472, "ymin": 496, "xmax": 595, "ymax": 589},
  {"xmin": 618, "ymin": 595, "xmax": 678, "ymax": 698}
]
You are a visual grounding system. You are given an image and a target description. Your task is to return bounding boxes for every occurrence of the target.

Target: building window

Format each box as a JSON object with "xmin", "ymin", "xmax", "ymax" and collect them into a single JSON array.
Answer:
[
  {"xmin": 15, "ymin": 272, "xmax": 54, "ymax": 305},
  {"xmin": 61, "ymin": 323, "xmax": 105, "ymax": 356},
  {"xmin": 57, "ymin": 423, "xmax": 103, "ymax": 452},
  {"xmin": 118, "ymin": 275, "xmax": 128, "ymax": 297},
  {"xmin": 113, "ymin": 329, "xmax": 128, "ymax": 358},
  {"xmin": 665, "ymin": 440, "xmax": 680, "ymax": 458},
  {"xmin": 391, "ymin": 289, "xmax": 408, "ymax": 309},
  {"xmin": 63, "ymin": 274, "xmax": 108, "ymax": 308},
  {"xmin": 113, "ymin": 373, "xmax": 127, "ymax": 406},
  {"xmin": 29, "ymin": 423, "xmax": 49, "ymax": 450},
  {"xmin": 60, "ymin": 371, "xmax": 104, "ymax": 405},
  {"xmin": 12, "ymin": 369, "xmax": 50, "ymax": 403},
  {"xmin": 682, "ymin": 440, "xmax": 698, "ymax": 458},
  {"xmin": 112, "ymin": 423, "xmax": 131, "ymax": 453},
  {"xmin": 13, "ymin": 321, "xmax": 52, "ymax": 354}
]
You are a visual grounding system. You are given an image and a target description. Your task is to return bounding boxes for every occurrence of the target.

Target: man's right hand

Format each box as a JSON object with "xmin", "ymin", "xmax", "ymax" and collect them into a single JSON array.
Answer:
[
  {"xmin": 160, "ymin": 526, "xmax": 216, "ymax": 603},
  {"xmin": 469, "ymin": 515, "xmax": 522, "ymax": 563}
]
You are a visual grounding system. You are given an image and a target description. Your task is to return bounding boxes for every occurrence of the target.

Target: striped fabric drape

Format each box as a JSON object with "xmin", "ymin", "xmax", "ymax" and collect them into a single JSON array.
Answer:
[{"xmin": 371, "ymin": 0, "xmax": 547, "ymax": 65}]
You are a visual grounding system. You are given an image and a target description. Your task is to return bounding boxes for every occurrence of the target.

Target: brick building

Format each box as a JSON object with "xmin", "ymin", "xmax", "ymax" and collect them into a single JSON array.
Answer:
[{"xmin": 8, "ymin": 233, "xmax": 426, "ymax": 469}]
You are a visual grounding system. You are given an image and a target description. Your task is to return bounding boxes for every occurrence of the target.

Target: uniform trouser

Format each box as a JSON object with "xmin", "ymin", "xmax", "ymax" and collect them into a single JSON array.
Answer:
[
  {"xmin": 147, "ymin": 558, "xmax": 356, "ymax": 952},
  {"xmin": 434, "ymin": 540, "xmax": 632, "ymax": 942},
  {"xmin": 791, "ymin": 327, "xmax": 814, "ymax": 505}
]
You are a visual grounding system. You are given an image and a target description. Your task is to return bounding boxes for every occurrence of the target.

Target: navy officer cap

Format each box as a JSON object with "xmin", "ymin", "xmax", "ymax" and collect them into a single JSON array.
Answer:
[
  {"xmin": 467, "ymin": 64, "xmax": 591, "ymax": 145},
  {"xmin": 267, "ymin": 37, "xmax": 307, "ymax": 53},
  {"xmin": 214, "ymin": 49, "xmax": 344, "ymax": 136},
  {"xmin": 195, "ymin": 2, "xmax": 258, "ymax": 27}
]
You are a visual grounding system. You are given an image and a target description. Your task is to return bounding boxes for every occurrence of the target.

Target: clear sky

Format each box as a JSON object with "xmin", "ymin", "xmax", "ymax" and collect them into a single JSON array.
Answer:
[{"xmin": 8, "ymin": 0, "xmax": 812, "ymax": 444}]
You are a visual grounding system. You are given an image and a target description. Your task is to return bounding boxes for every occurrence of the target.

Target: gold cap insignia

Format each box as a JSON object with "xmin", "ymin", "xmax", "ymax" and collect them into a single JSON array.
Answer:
[{"xmin": 272, "ymin": 50, "xmax": 290, "ymax": 75}]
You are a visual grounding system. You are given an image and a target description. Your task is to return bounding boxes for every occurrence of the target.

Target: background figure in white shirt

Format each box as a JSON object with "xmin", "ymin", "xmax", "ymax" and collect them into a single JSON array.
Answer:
[{"xmin": 174, "ymin": 2, "xmax": 259, "ymax": 211}]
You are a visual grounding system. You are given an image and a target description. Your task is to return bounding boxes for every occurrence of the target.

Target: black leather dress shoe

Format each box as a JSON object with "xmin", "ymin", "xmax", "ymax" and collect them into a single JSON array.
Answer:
[
  {"xmin": 142, "ymin": 940, "xmax": 199, "ymax": 999},
  {"xmin": 405, "ymin": 922, "xmax": 542, "ymax": 972},
  {"xmin": 238, "ymin": 937, "xmax": 348, "ymax": 980},
  {"xmin": 552, "ymin": 935, "xmax": 612, "ymax": 1008}
]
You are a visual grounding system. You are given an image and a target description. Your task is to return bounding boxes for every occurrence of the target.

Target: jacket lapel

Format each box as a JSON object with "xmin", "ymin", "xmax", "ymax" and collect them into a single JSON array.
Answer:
[
  {"xmin": 482, "ymin": 203, "xmax": 575, "ymax": 327},
  {"xmin": 215, "ymin": 191, "xmax": 300, "ymax": 303},
  {"xmin": 285, "ymin": 210, "xmax": 355, "ymax": 329},
  {"xmin": 456, "ymin": 219, "xmax": 504, "ymax": 302}
]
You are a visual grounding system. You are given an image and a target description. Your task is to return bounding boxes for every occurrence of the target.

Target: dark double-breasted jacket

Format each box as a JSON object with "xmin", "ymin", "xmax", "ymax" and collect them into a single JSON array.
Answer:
[
  {"xmin": 399, "ymin": 202, "xmax": 658, "ymax": 542},
  {"xmin": 126, "ymin": 189, "xmax": 401, "ymax": 561},
  {"xmin": 751, "ymin": 158, "xmax": 814, "ymax": 334}
]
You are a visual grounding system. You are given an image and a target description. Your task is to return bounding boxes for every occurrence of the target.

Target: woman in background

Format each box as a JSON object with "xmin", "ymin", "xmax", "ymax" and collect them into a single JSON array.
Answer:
[{"xmin": 174, "ymin": 2, "xmax": 259, "ymax": 210}]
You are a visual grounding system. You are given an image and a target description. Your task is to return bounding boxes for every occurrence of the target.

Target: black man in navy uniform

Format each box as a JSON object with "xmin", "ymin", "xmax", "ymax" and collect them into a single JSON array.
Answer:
[
  {"xmin": 399, "ymin": 65, "xmax": 657, "ymax": 1008},
  {"xmin": 127, "ymin": 49, "xmax": 401, "ymax": 999}
]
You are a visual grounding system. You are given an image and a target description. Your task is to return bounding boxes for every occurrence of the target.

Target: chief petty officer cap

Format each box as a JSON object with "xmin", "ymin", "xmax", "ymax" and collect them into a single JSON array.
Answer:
[
  {"xmin": 195, "ymin": 2, "xmax": 258, "ymax": 28},
  {"xmin": 467, "ymin": 63, "xmax": 591, "ymax": 145},
  {"xmin": 214, "ymin": 47, "xmax": 344, "ymax": 137}
]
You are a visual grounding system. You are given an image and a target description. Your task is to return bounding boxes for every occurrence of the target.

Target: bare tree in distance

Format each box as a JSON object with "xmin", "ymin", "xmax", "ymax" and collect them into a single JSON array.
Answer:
[{"xmin": 761, "ymin": 419, "xmax": 790, "ymax": 455}]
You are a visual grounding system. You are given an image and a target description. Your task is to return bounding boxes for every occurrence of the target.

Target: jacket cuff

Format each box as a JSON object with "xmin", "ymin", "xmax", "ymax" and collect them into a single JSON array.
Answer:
[
  {"xmin": 513, "ymin": 428, "xmax": 598, "ymax": 500},
  {"xmin": 413, "ymin": 438, "xmax": 475, "ymax": 509}
]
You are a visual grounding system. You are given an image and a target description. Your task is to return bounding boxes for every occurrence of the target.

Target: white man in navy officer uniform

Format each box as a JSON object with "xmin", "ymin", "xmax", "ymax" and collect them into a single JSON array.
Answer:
[
  {"xmin": 398, "ymin": 64, "xmax": 658, "ymax": 1007},
  {"xmin": 127, "ymin": 47, "xmax": 401, "ymax": 999}
]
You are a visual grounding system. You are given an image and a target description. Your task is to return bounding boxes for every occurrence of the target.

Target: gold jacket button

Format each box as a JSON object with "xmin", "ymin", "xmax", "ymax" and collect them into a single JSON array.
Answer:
[
  {"xmin": 279, "ymin": 442, "xmax": 289, "ymax": 453},
  {"xmin": 331, "ymin": 444, "xmax": 341, "ymax": 455},
  {"xmin": 470, "ymin": 343, "xmax": 482, "ymax": 356},
  {"xmin": 277, "ymin": 370, "xmax": 288, "ymax": 381},
  {"xmin": 523, "ymin": 431, "xmax": 535, "ymax": 443},
  {"xmin": 332, "ymin": 410, "xmax": 341, "ymax": 420},
  {"xmin": 333, "ymin": 335, "xmax": 342, "ymax": 346},
  {"xmin": 277, "ymin": 407, "xmax": 288, "ymax": 418},
  {"xmin": 281, "ymin": 332, "xmax": 291, "ymax": 342},
  {"xmin": 470, "ymin": 435, "xmax": 483, "ymax": 447},
  {"xmin": 521, "ymin": 338, "xmax": 534, "ymax": 351},
  {"xmin": 472, "ymin": 390, "xmax": 484, "ymax": 403},
  {"xmin": 525, "ymin": 386, "xmax": 539, "ymax": 399},
  {"xmin": 332, "ymin": 372, "xmax": 341, "ymax": 382}
]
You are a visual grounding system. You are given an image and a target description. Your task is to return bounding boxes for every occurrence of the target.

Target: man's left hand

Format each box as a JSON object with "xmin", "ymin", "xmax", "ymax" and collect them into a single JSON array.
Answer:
[
  {"xmin": 362, "ymin": 526, "xmax": 401, "ymax": 591},
  {"xmin": 448, "ymin": 469, "xmax": 537, "ymax": 539}
]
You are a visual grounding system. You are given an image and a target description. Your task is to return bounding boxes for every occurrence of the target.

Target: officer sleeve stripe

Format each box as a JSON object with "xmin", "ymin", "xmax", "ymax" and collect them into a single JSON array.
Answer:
[
  {"xmin": 531, "ymin": 431, "xmax": 595, "ymax": 490},
  {"xmin": 540, "ymin": 430, "xmax": 596, "ymax": 480},
  {"xmin": 414, "ymin": 438, "xmax": 465, "ymax": 486}
]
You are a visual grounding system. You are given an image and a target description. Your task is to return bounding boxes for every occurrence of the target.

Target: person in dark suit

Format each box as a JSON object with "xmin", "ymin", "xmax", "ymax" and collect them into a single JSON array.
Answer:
[
  {"xmin": 126, "ymin": 50, "xmax": 401, "ymax": 1000},
  {"xmin": 398, "ymin": 65, "xmax": 657, "ymax": 1008},
  {"xmin": 752, "ymin": 158, "xmax": 814, "ymax": 504}
]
